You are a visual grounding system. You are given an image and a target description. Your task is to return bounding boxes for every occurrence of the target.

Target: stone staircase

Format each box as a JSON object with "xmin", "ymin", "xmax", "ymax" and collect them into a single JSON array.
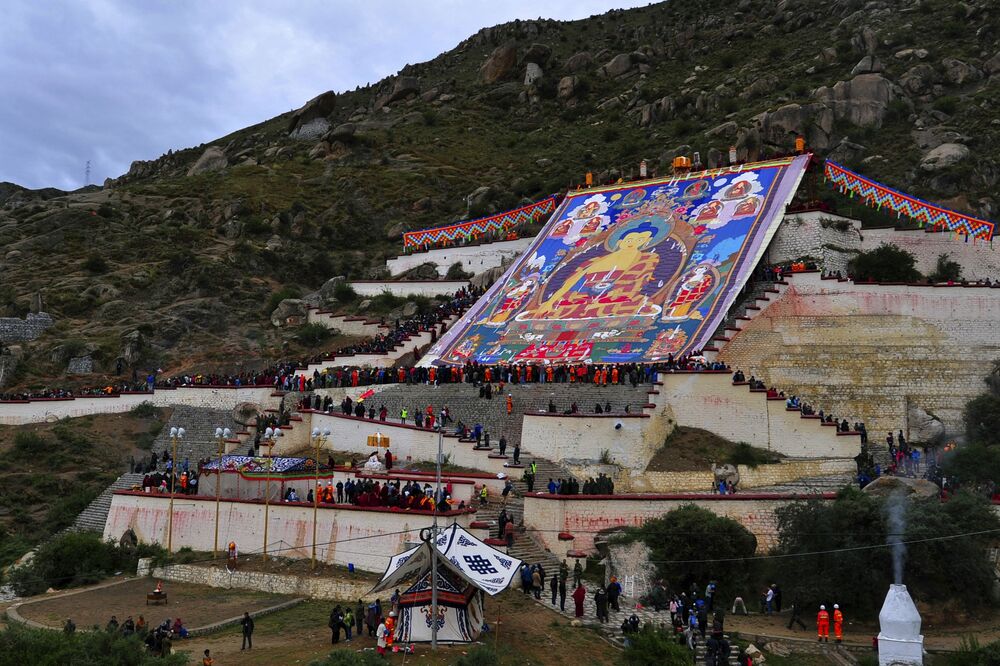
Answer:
[
  {"xmin": 151, "ymin": 405, "xmax": 240, "ymax": 462},
  {"xmin": 476, "ymin": 496, "xmax": 562, "ymax": 572},
  {"xmin": 69, "ymin": 472, "xmax": 144, "ymax": 534}
]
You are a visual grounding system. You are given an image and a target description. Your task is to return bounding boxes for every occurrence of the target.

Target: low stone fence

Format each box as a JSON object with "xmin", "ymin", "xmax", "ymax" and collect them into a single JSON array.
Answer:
[{"xmin": 150, "ymin": 562, "xmax": 373, "ymax": 603}]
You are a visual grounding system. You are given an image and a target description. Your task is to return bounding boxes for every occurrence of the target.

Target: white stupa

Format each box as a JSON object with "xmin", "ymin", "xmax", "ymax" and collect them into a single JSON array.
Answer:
[{"xmin": 877, "ymin": 584, "xmax": 924, "ymax": 665}]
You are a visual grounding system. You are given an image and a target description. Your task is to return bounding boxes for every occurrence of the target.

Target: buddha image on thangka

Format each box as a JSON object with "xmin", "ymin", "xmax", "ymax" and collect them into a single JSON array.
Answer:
[{"xmin": 434, "ymin": 161, "xmax": 792, "ymax": 365}]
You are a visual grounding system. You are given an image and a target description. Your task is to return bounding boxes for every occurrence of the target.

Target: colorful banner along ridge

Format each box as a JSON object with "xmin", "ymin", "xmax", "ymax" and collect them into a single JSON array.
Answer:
[
  {"xmin": 402, "ymin": 195, "xmax": 560, "ymax": 251},
  {"xmin": 421, "ymin": 155, "xmax": 809, "ymax": 366},
  {"xmin": 824, "ymin": 160, "xmax": 995, "ymax": 242}
]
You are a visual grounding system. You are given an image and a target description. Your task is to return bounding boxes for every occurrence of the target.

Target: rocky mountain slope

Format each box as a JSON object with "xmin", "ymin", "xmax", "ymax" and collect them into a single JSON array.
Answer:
[{"xmin": 1, "ymin": 0, "xmax": 998, "ymax": 387}]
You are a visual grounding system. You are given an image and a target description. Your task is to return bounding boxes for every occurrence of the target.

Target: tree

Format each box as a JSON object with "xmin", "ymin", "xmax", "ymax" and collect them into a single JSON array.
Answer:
[
  {"xmin": 619, "ymin": 504, "xmax": 757, "ymax": 597},
  {"xmin": 772, "ymin": 487, "xmax": 1000, "ymax": 615},
  {"xmin": 848, "ymin": 244, "xmax": 921, "ymax": 282}
]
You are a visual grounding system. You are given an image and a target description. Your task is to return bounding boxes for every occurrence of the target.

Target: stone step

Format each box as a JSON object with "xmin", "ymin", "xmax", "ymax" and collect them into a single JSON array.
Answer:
[{"xmin": 69, "ymin": 472, "xmax": 145, "ymax": 534}]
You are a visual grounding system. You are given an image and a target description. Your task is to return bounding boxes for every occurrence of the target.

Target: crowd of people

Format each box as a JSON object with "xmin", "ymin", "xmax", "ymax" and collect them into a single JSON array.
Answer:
[
  {"xmin": 281, "ymin": 474, "xmax": 464, "ymax": 513},
  {"xmin": 64, "ymin": 609, "xmax": 190, "ymax": 658}
]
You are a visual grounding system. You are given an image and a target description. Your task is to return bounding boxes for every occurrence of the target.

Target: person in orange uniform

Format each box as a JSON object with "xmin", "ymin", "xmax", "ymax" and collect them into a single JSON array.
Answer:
[
  {"xmin": 385, "ymin": 611, "xmax": 396, "ymax": 649},
  {"xmin": 817, "ymin": 604, "xmax": 830, "ymax": 642},
  {"xmin": 506, "ymin": 394, "xmax": 513, "ymax": 415},
  {"xmin": 833, "ymin": 604, "xmax": 844, "ymax": 643}
]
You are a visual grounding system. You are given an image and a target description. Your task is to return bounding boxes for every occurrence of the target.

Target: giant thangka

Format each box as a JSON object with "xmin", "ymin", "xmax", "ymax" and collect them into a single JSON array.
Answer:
[{"xmin": 422, "ymin": 155, "xmax": 809, "ymax": 366}]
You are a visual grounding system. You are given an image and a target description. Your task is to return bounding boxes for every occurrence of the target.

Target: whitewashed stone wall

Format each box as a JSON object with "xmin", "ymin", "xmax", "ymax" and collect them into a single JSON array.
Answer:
[
  {"xmin": 104, "ymin": 491, "xmax": 473, "ymax": 573},
  {"xmin": 348, "ymin": 280, "xmax": 469, "ymax": 297},
  {"xmin": 718, "ymin": 272, "xmax": 1000, "ymax": 437},
  {"xmin": 385, "ymin": 238, "xmax": 533, "ymax": 277}
]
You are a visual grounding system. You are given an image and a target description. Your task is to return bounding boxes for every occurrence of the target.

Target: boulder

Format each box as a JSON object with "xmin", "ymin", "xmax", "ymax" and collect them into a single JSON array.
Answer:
[
  {"xmin": 899, "ymin": 64, "xmax": 936, "ymax": 96},
  {"xmin": 186, "ymin": 146, "xmax": 227, "ymax": 176},
  {"xmin": 308, "ymin": 141, "xmax": 331, "ymax": 159},
  {"xmin": 563, "ymin": 51, "xmax": 593, "ymax": 73},
  {"xmin": 639, "ymin": 96, "xmax": 675, "ymax": 127},
  {"xmin": 523, "ymin": 43, "xmax": 551, "ymax": 65},
  {"xmin": 524, "ymin": 62, "xmax": 543, "ymax": 86},
  {"xmin": 985, "ymin": 51, "xmax": 1000, "ymax": 74},
  {"xmin": 600, "ymin": 53, "xmax": 633, "ymax": 78},
  {"xmin": 318, "ymin": 276, "xmax": 347, "ymax": 303},
  {"xmin": 120, "ymin": 330, "xmax": 144, "ymax": 364},
  {"xmin": 401, "ymin": 302, "xmax": 418, "ymax": 317},
  {"xmin": 328, "ymin": 123, "xmax": 356, "ymax": 141},
  {"xmin": 813, "ymin": 73, "xmax": 895, "ymax": 128},
  {"xmin": 862, "ymin": 475, "xmax": 940, "ymax": 499},
  {"xmin": 941, "ymin": 57, "xmax": 981, "ymax": 85},
  {"xmin": 920, "ymin": 142, "xmax": 969, "ymax": 171},
  {"xmin": 30, "ymin": 291, "xmax": 44, "ymax": 314},
  {"xmin": 851, "ymin": 55, "xmax": 883, "ymax": 75},
  {"xmin": 270, "ymin": 298, "xmax": 309, "ymax": 327},
  {"xmin": 481, "ymin": 44, "xmax": 518, "ymax": 83},
  {"xmin": 907, "ymin": 405, "xmax": 946, "ymax": 445},
  {"xmin": 557, "ymin": 76, "xmax": 577, "ymax": 100},
  {"xmin": 705, "ymin": 121, "xmax": 738, "ymax": 138},
  {"xmin": 467, "ymin": 186, "xmax": 492, "ymax": 210},
  {"xmin": 854, "ymin": 26, "xmax": 878, "ymax": 55},
  {"xmin": 376, "ymin": 76, "xmax": 420, "ymax": 108},
  {"xmin": 828, "ymin": 138, "xmax": 867, "ymax": 164},
  {"xmin": 288, "ymin": 90, "xmax": 337, "ymax": 137},
  {"xmin": 911, "ymin": 127, "xmax": 968, "ymax": 150}
]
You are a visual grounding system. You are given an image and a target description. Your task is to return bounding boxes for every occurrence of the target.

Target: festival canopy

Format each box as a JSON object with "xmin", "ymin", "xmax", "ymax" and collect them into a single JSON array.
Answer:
[
  {"xmin": 422, "ymin": 155, "xmax": 809, "ymax": 366},
  {"xmin": 371, "ymin": 522, "xmax": 522, "ymax": 597},
  {"xmin": 201, "ymin": 455, "xmax": 325, "ymax": 475},
  {"xmin": 824, "ymin": 160, "xmax": 994, "ymax": 242},
  {"xmin": 402, "ymin": 196, "xmax": 560, "ymax": 251}
]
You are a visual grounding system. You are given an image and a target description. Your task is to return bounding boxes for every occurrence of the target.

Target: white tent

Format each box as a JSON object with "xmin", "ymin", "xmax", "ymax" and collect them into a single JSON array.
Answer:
[{"xmin": 371, "ymin": 523, "xmax": 522, "ymax": 643}]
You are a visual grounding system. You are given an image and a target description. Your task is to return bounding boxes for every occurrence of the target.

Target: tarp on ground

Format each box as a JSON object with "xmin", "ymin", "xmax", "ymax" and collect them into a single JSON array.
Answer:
[{"xmin": 421, "ymin": 155, "xmax": 809, "ymax": 366}]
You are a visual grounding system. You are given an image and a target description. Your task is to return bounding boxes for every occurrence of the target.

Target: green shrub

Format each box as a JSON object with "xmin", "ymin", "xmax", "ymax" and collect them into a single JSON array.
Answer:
[
  {"xmin": 310, "ymin": 649, "xmax": 387, "ymax": 665},
  {"xmin": 455, "ymin": 645, "xmax": 501, "ymax": 666},
  {"xmin": 296, "ymin": 322, "xmax": 332, "ymax": 347},
  {"xmin": 728, "ymin": 442, "xmax": 780, "ymax": 468},
  {"xmin": 621, "ymin": 625, "xmax": 691, "ymax": 665},
  {"xmin": 927, "ymin": 253, "xmax": 963, "ymax": 282},
  {"xmin": 0, "ymin": 625, "xmax": 186, "ymax": 665},
  {"xmin": 848, "ymin": 244, "xmax": 922, "ymax": 282},
  {"xmin": 445, "ymin": 263, "xmax": 472, "ymax": 280},
  {"xmin": 6, "ymin": 532, "xmax": 159, "ymax": 597},
  {"xmin": 266, "ymin": 287, "xmax": 302, "ymax": 313},
  {"xmin": 933, "ymin": 96, "xmax": 959, "ymax": 115},
  {"xmin": 130, "ymin": 401, "xmax": 159, "ymax": 419},
  {"xmin": 82, "ymin": 255, "xmax": 109, "ymax": 274},
  {"xmin": 333, "ymin": 283, "xmax": 358, "ymax": 303}
]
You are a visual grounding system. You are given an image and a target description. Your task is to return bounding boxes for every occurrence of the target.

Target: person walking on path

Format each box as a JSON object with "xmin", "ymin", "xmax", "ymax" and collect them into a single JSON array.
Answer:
[
  {"xmin": 572, "ymin": 583, "xmax": 587, "ymax": 618},
  {"xmin": 550, "ymin": 571, "xmax": 559, "ymax": 605},
  {"xmin": 787, "ymin": 601, "xmax": 807, "ymax": 630},
  {"xmin": 607, "ymin": 577, "xmax": 622, "ymax": 612},
  {"xmin": 595, "ymin": 587, "xmax": 609, "ymax": 623},
  {"xmin": 817, "ymin": 605, "xmax": 830, "ymax": 642},
  {"xmin": 240, "ymin": 611, "xmax": 255, "ymax": 650},
  {"xmin": 573, "ymin": 560, "xmax": 583, "ymax": 587},
  {"xmin": 559, "ymin": 573, "xmax": 567, "ymax": 612}
]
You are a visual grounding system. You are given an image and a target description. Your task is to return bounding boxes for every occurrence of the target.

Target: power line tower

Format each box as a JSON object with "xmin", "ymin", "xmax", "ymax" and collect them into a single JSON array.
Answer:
[{"xmin": 85, "ymin": 160, "xmax": 91, "ymax": 186}]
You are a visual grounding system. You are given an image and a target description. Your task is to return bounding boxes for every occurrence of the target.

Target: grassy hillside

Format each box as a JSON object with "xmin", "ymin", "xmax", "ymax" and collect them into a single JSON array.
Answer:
[{"xmin": 1, "ymin": 0, "xmax": 998, "ymax": 387}]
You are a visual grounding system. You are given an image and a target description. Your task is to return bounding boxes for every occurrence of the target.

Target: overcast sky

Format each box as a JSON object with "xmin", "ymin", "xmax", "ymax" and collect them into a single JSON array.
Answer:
[{"xmin": 0, "ymin": 1, "xmax": 648, "ymax": 191}]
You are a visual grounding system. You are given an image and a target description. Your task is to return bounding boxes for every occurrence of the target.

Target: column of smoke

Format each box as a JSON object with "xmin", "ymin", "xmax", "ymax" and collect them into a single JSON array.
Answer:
[{"xmin": 884, "ymin": 489, "xmax": 907, "ymax": 584}]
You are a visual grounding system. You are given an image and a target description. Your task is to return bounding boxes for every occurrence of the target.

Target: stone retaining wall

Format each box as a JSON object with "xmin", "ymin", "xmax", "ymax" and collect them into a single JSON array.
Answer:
[
  {"xmin": 0, "ymin": 312, "xmax": 53, "ymax": 343},
  {"xmin": 631, "ymin": 458, "xmax": 856, "ymax": 493},
  {"xmin": 151, "ymin": 563, "xmax": 373, "ymax": 602}
]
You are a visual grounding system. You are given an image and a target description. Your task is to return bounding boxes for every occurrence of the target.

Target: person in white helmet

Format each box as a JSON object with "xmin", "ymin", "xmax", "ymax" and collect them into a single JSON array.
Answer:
[
  {"xmin": 817, "ymin": 605, "xmax": 830, "ymax": 642},
  {"xmin": 833, "ymin": 604, "xmax": 844, "ymax": 642}
]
